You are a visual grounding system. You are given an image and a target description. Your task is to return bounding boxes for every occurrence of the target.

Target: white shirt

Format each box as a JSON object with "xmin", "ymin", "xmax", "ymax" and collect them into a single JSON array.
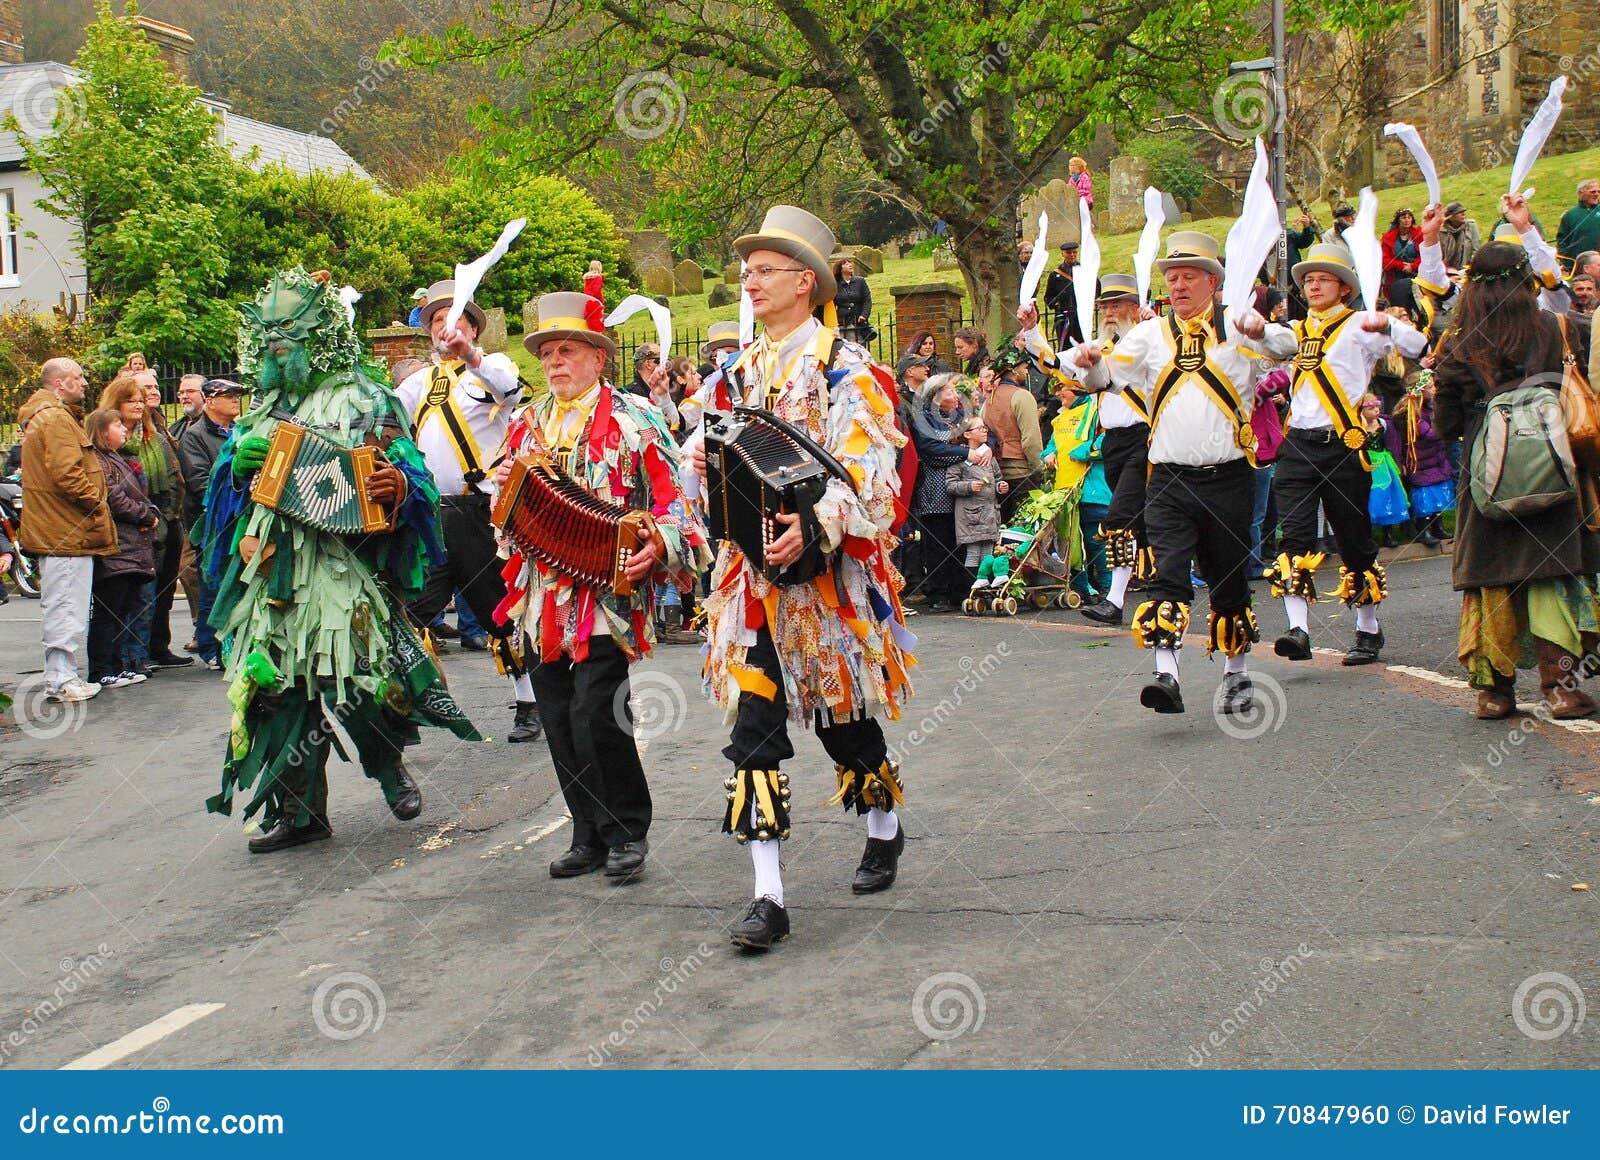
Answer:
[
  {"xmin": 1021, "ymin": 321, "xmax": 1148, "ymax": 429},
  {"xmin": 1286, "ymin": 306, "xmax": 1426, "ymax": 432},
  {"xmin": 396, "ymin": 352, "xmax": 521, "ymax": 496},
  {"xmin": 1076, "ymin": 308, "xmax": 1296, "ymax": 466},
  {"xmin": 1418, "ymin": 230, "xmax": 1571, "ymax": 315}
]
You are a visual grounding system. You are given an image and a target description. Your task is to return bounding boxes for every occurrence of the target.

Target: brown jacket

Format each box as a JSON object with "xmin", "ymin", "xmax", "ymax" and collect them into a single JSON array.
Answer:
[
  {"xmin": 16, "ymin": 388, "xmax": 116, "ymax": 557},
  {"xmin": 982, "ymin": 381, "xmax": 1044, "ymax": 479}
]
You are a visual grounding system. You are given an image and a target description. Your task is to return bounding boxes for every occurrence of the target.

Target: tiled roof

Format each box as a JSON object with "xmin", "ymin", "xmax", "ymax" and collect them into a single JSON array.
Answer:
[{"xmin": 0, "ymin": 61, "xmax": 370, "ymax": 180}]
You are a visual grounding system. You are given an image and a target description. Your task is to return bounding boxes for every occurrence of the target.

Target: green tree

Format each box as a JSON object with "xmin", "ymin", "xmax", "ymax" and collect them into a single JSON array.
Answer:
[
  {"xmin": 392, "ymin": 0, "xmax": 1257, "ymax": 338},
  {"xmin": 12, "ymin": 1, "xmax": 238, "ymax": 367},
  {"xmin": 1126, "ymin": 136, "xmax": 1210, "ymax": 210}
]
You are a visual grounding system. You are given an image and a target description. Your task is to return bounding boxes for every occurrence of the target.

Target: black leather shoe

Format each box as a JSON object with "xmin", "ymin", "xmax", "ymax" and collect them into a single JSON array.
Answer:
[
  {"xmin": 388, "ymin": 765, "xmax": 423, "ymax": 821},
  {"xmin": 1140, "ymin": 672, "xmax": 1185, "ymax": 714},
  {"xmin": 1079, "ymin": 598, "xmax": 1123, "ymax": 626},
  {"xmin": 507, "ymin": 700, "xmax": 543, "ymax": 743},
  {"xmin": 1342, "ymin": 629, "xmax": 1385, "ymax": 666},
  {"xmin": 730, "ymin": 896, "xmax": 790, "ymax": 951},
  {"xmin": 549, "ymin": 843, "xmax": 608, "ymax": 878},
  {"xmin": 1219, "ymin": 671, "xmax": 1253, "ymax": 715},
  {"xmin": 248, "ymin": 816, "xmax": 332, "ymax": 853},
  {"xmin": 604, "ymin": 839, "xmax": 649, "ymax": 880},
  {"xmin": 852, "ymin": 825, "xmax": 905, "ymax": 894},
  {"xmin": 1274, "ymin": 627, "xmax": 1313, "ymax": 660},
  {"xmin": 149, "ymin": 651, "xmax": 194, "ymax": 669}
]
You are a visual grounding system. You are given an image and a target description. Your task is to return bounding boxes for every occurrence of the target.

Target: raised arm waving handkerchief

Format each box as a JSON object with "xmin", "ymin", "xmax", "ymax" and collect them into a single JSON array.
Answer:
[
  {"xmin": 1135, "ymin": 187, "xmax": 1167, "ymax": 308},
  {"xmin": 446, "ymin": 217, "xmax": 527, "ymax": 336},
  {"xmin": 1382, "ymin": 123, "xmax": 1441, "ymax": 209},
  {"xmin": 1221, "ymin": 138, "xmax": 1281, "ymax": 319}
]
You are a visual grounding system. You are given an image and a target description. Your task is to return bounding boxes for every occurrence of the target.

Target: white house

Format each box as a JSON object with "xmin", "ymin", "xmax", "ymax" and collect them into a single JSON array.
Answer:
[{"xmin": 0, "ymin": 14, "xmax": 370, "ymax": 315}]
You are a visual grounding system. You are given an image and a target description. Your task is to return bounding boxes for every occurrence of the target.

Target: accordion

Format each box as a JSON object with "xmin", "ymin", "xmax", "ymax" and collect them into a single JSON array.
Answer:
[
  {"xmin": 250, "ymin": 422, "xmax": 394, "ymax": 535},
  {"xmin": 490, "ymin": 450, "xmax": 663, "ymax": 599},
  {"xmin": 702, "ymin": 406, "xmax": 855, "ymax": 586}
]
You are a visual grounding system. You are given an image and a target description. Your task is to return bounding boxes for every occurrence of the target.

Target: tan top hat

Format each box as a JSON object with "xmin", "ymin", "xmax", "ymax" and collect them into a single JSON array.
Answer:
[
  {"xmin": 417, "ymin": 279, "xmax": 487, "ymax": 333},
  {"xmin": 1291, "ymin": 242, "xmax": 1359, "ymax": 292},
  {"xmin": 1156, "ymin": 231, "xmax": 1225, "ymax": 279},
  {"xmin": 700, "ymin": 320, "xmax": 740, "ymax": 360},
  {"xmin": 522, "ymin": 291, "xmax": 617, "ymax": 359},
  {"xmin": 1097, "ymin": 273, "xmax": 1139, "ymax": 302},
  {"xmin": 734, "ymin": 205, "xmax": 838, "ymax": 305}
]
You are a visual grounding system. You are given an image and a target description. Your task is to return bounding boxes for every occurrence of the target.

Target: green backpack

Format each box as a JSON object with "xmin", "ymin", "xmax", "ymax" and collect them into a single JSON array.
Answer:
[{"xmin": 1469, "ymin": 383, "xmax": 1576, "ymax": 521}]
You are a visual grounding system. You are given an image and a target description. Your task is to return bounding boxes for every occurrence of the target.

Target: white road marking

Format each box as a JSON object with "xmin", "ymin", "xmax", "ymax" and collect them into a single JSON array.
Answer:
[
  {"xmin": 522, "ymin": 815, "xmax": 571, "ymax": 844},
  {"xmin": 1384, "ymin": 665, "xmax": 1600, "ymax": 734},
  {"xmin": 296, "ymin": 962, "xmax": 338, "ymax": 978},
  {"xmin": 60, "ymin": 1003, "xmax": 225, "ymax": 1070}
]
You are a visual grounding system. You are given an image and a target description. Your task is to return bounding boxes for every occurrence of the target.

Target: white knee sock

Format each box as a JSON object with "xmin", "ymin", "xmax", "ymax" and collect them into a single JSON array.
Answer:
[
  {"xmin": 751, "ymin": 839, "xmax": 783, "ymax": 906},
  {"xmin": 867, "ymin": 807, "xmax": 899, "ymax": 840},
  {"xmin": 513, "ymin": 673, "xmax": 535, "ymax": 702},
  {"xmin": 1284, "ymin": 595, "xmax": 1309, "ymax": 632},
  {"xmin": 1355, "ymin": 604, "xmax": 1379, "ymax": 634},
  {"xmin": 1155, "ymin": 646, "xmax": 1180, "ymax": 678},
  {"xmin": 1224, "ymin": 653, "xmax": 1248, "ymax": 674},
  {"xmin": 1107, "ymin": 566, "xmax": 1132, "ymax": 608}
]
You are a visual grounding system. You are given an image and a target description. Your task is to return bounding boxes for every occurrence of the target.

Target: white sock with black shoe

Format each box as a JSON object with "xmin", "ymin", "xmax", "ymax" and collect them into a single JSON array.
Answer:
[
  {"xmin": 1106, "ymin": 566, "xmax": 1132, "ymax": 609},
  {"xmin": 751, "ymin": 837, "xmax": 784, "ymax": 907},
  {"xmin": 1224, "ymin": 653, "xmax": 1248, "ymax": 675},
  {"xmin": 513, "ymin": 673, "xmax": 535, "ymax": 702},
  {"xmin": 1284, "ymin": 596, "xmax": 1309, "ymax": 633},
  {"xmin": 867, "ymin": 807, "xmax": 899, "ymax": 840},
  {"xmin": 1155, "ymin": 646, "xmax": 1180, "ymax": 678},
  {"xmin": 1355, "ymin": 604, "xmax": 1379, "ymax": 635}
]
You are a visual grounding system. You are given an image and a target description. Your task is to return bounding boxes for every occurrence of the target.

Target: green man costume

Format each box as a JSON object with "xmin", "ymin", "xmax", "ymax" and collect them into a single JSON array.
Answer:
[{"xmin": 202, "ymin": 269, "xmax": 481, "ymax": 852}]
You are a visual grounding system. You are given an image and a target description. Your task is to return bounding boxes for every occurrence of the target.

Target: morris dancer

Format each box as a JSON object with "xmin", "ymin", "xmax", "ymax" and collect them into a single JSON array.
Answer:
[
  {"xmin": 686, "ymin": 205, "xmax": 914, "ymax": 952},
  {"xmin": 1269, "ymin": 242, "xmax": 1427, "ymax": 666},
  {"xmin": 204, "ymin": 269, "xmax": 481, "ymax": 852},
  {"xmin": 1067, "ymin": 233, "xmax": 1297, "ymax": 714},
  {"xmin": 494, "ymin": 292, "xmax": 708, "ymax": 883}
]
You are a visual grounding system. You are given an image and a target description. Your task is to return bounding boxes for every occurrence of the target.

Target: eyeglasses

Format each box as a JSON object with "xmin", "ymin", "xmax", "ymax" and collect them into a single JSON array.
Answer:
[{"xmin": 738, "ymin": 265, "xmax": 807, "ymax": 286}]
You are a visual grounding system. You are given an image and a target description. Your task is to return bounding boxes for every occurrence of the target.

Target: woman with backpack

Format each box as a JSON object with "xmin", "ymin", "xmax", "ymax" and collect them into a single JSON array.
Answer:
[{"xmin": 1434, "ymin": 203, "xmax": 1598, "ymax": 721}]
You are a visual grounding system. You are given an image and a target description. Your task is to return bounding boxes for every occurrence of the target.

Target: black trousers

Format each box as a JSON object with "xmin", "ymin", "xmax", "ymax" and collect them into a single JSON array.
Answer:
[
  {"xmin": 1101, "ymin": 424, "xmax": 1150, "ymax": 537},
  {"xmin": 1275, "ymin": 430, "xmax": 1377, "ymax": 572},
  {"xmin": 914, "ymin": 511, "xmax": 967, "ymax": 603},
  {"xmin": 1143, "ymin": 459, "xmax": 1254, "ymax": 617},
  {"xmin": 408, "ymin": 494, "xmax": 512, "ymax": 638},
  {"xmin": 147, "ymin": 521, "xmax": 184, "ymax": 658},
  {"xmin": 531, "ymin": 635, "xmax": 652, "ymax": 848},
  {"xmin": 88, "ymin": 572, "xmax": 144, "ymax": 680},
  {"xmin": 723, "ymin": 625, "xmax": 888, "ymax": 778}
]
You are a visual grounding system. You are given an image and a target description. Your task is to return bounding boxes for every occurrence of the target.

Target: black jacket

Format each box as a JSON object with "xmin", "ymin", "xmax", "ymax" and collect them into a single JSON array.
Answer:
[
  {"xmin": 177, "ymin": 416, "xmax": 230, "ymax": 525},
  {"xmin": 833, "ymin": 276, "xmax": 872, "ymax": 328}
]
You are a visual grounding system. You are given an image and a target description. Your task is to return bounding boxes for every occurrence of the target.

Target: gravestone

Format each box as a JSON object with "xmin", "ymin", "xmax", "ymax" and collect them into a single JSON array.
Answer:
[
  {"xmin": 520, "ymin": 299, "xmax": 540, "ymax": 335},
  {"xmin": 932, "ymin": 245, "xmax": 960, "ymax": 271},
  {"xmin": 722, "ymin": 261, "xmax": 742, "ymax": 285},
  {"xmin": 674, "ymin": 259, "xmax": 705, "ymax": 296},
  {"xmin": 642, "ymin": 267, "xmax": 677, "ymax": 297},
  {"xmin": 1021, "ymin": 177, "xmax": 1081, "ymax": 251},
  {"xmin": 621, "ymin": 229, "xmax": 672, "ymax": 276},
  {"xmin": 707, "ymin": 283, "xmax": 739, "ymax": 308},
  {"xmin": 846, "ymin": 245, "xmax": 884, "ymax": 274},
  {"xmin": 479, "ymin": 307, "xmax": 508, "ymax": 354}
]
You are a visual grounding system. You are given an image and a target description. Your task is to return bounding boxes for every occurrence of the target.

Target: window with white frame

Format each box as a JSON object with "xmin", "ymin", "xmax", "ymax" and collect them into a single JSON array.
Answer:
[{"xmin": 0, "ymin": 189, "xmax": 17, "ymax": 286}]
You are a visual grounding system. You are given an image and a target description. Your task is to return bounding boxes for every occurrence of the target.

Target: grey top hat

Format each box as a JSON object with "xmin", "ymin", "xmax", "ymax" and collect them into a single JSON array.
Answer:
[
  {"xmin": 700, "ymin": 320, "xmax": 741, "ymax": 360},
  {"xmin": 733, "ymin": 205, "xmax": 838, "ymax": 305},
  {"xmin": 417, "ymin": 279, "xmax": 487, "ymax": 334},
  {"xmin": 1155, "ymin": 231, "xmax": 1225, "ymax": 279},
  {"xmin": 521, "ymin": 292, "xmax": 617, "ymax": 359},
  {"xmin": 1291, "ymin": 242, "xmax": 1360, "ymax": 292},
  {"xmin": 1097, "ymin": 273, "xmax": 1139, "ymax": 301}
]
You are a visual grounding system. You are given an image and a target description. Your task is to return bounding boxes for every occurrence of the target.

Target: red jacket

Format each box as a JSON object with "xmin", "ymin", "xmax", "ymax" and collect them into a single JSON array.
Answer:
[{"xmin": 1381, "ymin": 227, "xmax": 1423, "ymax": 279}]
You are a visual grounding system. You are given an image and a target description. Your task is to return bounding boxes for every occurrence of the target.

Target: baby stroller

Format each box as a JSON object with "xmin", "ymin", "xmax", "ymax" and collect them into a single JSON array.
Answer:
[{"xmin": 963, "ymin": 487, "xmax": 1086, "ymax": 615}]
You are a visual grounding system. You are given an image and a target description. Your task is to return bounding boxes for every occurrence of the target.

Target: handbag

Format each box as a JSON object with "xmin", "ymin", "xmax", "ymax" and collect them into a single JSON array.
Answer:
[{"xmin": 1558, "ymin": 314, "xmax": 1600, "ymax": 473}]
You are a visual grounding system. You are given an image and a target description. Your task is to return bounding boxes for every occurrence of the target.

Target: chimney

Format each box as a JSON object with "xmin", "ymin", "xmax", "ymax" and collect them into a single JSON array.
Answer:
[
  {"xmin": 136, "ymin": 16, "xmax": 194, "ymax": 81},
  {"xmin": 0, "ymin": 0, "xmax": 24, "ymax": 66}
]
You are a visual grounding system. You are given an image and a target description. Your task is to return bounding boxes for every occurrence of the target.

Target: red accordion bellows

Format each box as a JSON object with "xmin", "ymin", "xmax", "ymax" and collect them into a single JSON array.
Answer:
[{"xmin": 491, "ymin": 450, "xmax": 660, "ymax": 598}]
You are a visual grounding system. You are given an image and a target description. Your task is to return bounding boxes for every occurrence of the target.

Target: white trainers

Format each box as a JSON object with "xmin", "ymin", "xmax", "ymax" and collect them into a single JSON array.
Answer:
[
  {"xmin": 97, "ymin": 673, "xmax": 132, "ymax": 689},
  {"xmin": 118, "ymin": 670, "xmax": 148, "ymax": 685},
  {"xmin": 49, "ymin": 678, "xmax": 102, "ymax": 702}
]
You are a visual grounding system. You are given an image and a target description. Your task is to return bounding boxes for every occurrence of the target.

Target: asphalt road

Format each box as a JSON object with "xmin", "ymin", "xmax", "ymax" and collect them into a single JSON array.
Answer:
[{"xmin": 2, "ymin": 550, "xmax": 1598, "ymax": 1069}]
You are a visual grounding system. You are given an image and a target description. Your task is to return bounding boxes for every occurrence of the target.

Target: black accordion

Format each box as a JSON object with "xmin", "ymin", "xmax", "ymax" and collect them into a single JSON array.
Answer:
[{"xmin": 702, "ymin": 406, "xmax": 855, "ymax": 586}]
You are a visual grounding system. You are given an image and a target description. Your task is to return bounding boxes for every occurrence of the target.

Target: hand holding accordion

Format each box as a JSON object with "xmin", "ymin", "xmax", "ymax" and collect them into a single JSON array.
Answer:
[
  {"xmin": 249, "ymin": 422, "xmax": 398, "ymax": 536},
  {"xmin": 490, "ymin": 449, "xmax": 666, "ymax": 599}
]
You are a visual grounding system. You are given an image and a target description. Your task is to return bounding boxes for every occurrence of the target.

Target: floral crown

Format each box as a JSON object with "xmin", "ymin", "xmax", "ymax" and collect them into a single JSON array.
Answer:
[{"xmin": 1466, "ymin": 252, "xmax": 1531, "ymax": 284}]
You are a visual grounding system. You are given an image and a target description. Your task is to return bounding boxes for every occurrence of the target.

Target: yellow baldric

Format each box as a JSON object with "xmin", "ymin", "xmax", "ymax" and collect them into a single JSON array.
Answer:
[
  {"xmin": 1290, "ymin": 308, "xmax": 1370, "ymax": 466},
  {"xmin": 1149, "ymin": 309, "xmax": 1255, "ymax": 465},
  {"xmin": 412, "ymin": 361, "xmax": 486, "ymax": 489}
]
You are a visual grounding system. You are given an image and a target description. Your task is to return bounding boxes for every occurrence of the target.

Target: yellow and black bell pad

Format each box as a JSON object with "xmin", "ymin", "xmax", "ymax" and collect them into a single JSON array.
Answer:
[
  {"xmin": 722, "ymin": 768, "xmax": 792, "ymax": 843},
  {"xmin": 1134, "ymin": 545, "xmax": 1158, "ymax": 582},
  {"xmin": 1265, "ymin": 551, "xmax": 1326, "ymax": 601},
  {"xmin": 1333, "ymin": 563, "xmax": 1388, "ymax": 608},
  {"xmin": 1131, "ymin": 600, "xmax": 1190, "ymax": 650},
  {"xmin": 826, "ymin": 759, "xmax": 905, "ymax": 816},
  {"xmin": 1103, "ymin": 526, "xmax": 1139, "ymax": 569},
  {"xmin": 489, "ymin": 633, "xmax": 527, "ymax": 679},
  {"xmin": 1207, "ymin": 607, "xmax": 1260, "ymax": 657}
]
